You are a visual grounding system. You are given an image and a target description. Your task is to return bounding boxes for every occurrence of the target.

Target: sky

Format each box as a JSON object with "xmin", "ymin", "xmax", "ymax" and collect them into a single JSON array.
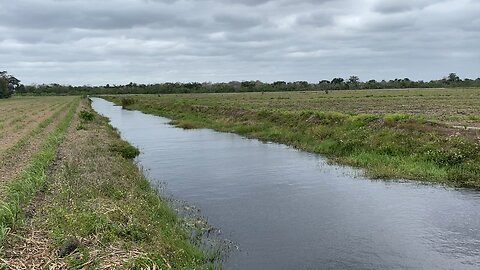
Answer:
[{"xmin": 0, "ymin": 0, "xmax": 479, "ymax": 85}]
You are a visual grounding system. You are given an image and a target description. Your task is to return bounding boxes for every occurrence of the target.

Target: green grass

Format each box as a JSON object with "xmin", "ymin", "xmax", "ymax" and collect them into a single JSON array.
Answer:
[{"xmin": 104, "ymin": 90, "xmax": 480, "ymax": 188}]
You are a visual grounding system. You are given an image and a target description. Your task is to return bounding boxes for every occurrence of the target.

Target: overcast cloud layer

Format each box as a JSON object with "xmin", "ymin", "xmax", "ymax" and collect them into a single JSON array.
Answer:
[{"xmin": 1, "ymin": 0, "xmax": 479, "ymax": 85}]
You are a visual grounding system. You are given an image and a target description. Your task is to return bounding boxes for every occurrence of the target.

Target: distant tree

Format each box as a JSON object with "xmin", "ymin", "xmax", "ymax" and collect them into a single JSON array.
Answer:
[
  {"xmin": 365, "ymin": 79, "xmax": 380, "ymax": 89},
  {"xmin": 273, "ymin": 81, "xmax": 286, "ymax": 87},
  {"xmin": 241, "ymin": 81, "xmax": 256, "ymax": 89},
  {"xmin": 0, "ymin": 71, "xmax": 19, "ymax": 99},
  {"xmin": 15, "ymin": 84, "xmax": 26, "ymax": 93},
  {"xmin": 0, "ymin": 78, "xmax": 8, "ymax": 98},
  {"xmin": 348, "ymin": 76, "xmax": 359, "ymax": 84},
  {"xmin": 295, "ymin": 81, "xmax": 309, "ymax": 88},
  {"xmin": 347, "ymin": 76, "xmax": 360, "ymax": 89},
  {"xmin": 331, "ymin": 78, "xmax": 344, "ymax": 84},
  {"xmin": 447, "ymin": 73, "xmax": 460, "ymax": 83}
]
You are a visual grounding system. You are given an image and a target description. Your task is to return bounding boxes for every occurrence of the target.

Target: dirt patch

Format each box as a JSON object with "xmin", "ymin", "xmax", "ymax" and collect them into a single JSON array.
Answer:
[
  {"xmin": 0, "ymin": 103, "xmax": 72, "ymax": 193},
  {"xmin": 0, "ymin": 101, "xmax": 69, "ymax": 152}
]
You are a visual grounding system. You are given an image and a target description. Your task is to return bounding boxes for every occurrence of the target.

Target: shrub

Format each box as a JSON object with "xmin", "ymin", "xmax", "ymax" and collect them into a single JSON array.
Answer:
[
  {"xmin": 110, "ymin": 141, "xmax": 140, "ymax": 159},
  {"xmin": 384, "ymin": 113, "xmax": 410, "ymax": 122},
  {"xmin": 121, "ymin": 98, "xmax": 135, "ymax": 108},
  {"xmin": 76, "ymin": 123, "xmax": 86, "ymax": 130},
  {"xmin": 79, "ymin": 110, "xmax": 95, "ymax": 121},
  {"xmin": 349, "ymin": 114, "xmax": 379, "ymax": 126}
]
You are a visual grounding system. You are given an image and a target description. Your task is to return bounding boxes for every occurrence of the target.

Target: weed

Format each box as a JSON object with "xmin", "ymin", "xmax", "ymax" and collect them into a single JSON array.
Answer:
[
  {"xmin": 121, "ymin": 97, "xmax": 136, "ymax": 108},
  {"xmin": 76, "ymin": 123, "xmax": 86, "ymax": 130},
  {"xmin": 384, "ymin": 113, "xmax": 410, "ymax": 122},
  {"xmin": 110, "ymin": 140, "xmax": 140, "ymax": 159},
  {"xmin": 79, "ymin": 110, "xmax": 95, "ymax": 121}
]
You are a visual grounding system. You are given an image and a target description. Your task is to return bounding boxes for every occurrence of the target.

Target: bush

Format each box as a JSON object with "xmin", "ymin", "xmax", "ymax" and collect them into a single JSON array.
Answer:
[
  {"xmin": 110, "ymin": 141, "xmax": 140, "ymax": 159},
  {"xmin": 79, "ymin": 110, "xmax": 95, "ymax": 121},
  {"xmin": 384, "ymin": 113, "xmax": 410, "ymax": 122},
  {"xmin": 121, "ymin": 98, "xmax": 135, "ymax": 108}
]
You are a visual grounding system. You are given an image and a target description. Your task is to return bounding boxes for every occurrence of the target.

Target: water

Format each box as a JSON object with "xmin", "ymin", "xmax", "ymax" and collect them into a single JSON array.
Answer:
[{"xmin": 91, "ymin": 98, "xmax": 480, "ymax": 270}]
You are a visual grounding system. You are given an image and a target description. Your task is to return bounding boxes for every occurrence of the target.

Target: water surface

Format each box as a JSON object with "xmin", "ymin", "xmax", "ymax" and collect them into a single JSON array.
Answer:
[{"xmin": 91, "ymin": 98, "xmax": 480, "ymax": 270}]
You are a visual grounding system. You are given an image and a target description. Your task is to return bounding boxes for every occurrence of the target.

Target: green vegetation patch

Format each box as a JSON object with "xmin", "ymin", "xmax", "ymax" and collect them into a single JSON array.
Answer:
[
  {"xmin": 79, "ymin": 110, "xmax": 95, "ymax": 121},
  {"xmin": 110, "ymin": 140, "xmax": 141, "ymax": 159}
]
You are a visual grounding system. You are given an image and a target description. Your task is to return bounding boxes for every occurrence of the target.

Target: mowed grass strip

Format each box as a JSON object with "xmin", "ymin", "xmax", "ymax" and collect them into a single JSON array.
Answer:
[
  {"xmin": 0, "ymin": 98, "xmax": 79, "ymax": 246},
  {"xmin": 105, "ymin": 90, "xmax": 480, "ymax": 188},
  {"xmin": 3, "ymin": 99, "xmax": 213, "ymax": 269}
]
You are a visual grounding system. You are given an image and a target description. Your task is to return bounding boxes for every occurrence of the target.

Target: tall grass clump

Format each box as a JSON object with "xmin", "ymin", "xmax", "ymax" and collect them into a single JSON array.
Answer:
[{"xmin": 121, "ymin": 97, "xmax": 136, "ymax": 109}]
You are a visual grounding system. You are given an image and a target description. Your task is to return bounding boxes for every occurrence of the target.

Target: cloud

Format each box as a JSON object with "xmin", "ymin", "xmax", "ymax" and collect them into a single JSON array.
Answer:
[{"xmin": 0, "ymin": 0, "xmax": 478, "ymax": 85}]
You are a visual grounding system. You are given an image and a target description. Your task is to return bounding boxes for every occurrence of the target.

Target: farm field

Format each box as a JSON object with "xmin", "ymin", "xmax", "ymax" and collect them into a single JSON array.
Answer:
[
  {"xmin": 116, "ymin": 88, "xmax": 480, "ymax": 123},
  {"xmin": 0, "ymin": 97, "xmax": 212, "ymax": 269},
  {"xmin": 105, "ymin": 88, "xmax": 480, "ymax": 188},
  {"xmin": 0, "ymin": 96, "xmax": 77, "ymax": 183}
]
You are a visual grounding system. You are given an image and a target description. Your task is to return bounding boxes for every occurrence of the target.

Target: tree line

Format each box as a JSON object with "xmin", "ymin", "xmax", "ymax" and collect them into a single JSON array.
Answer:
[{"xmin": 12, "ymin": 73, "xmax": 480, "ymax": 96}]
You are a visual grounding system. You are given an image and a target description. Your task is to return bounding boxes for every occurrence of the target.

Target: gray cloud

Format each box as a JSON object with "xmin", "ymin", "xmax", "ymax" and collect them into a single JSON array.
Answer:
[{"xmin": 0, "ymin": 0, "xmax": 479, "ymax": 85}]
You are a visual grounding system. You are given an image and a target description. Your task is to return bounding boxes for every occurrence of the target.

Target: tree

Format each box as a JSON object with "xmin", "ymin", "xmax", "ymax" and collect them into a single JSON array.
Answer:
[
  {"xmin": 348, "ymin": 76, "xmax": 359, "ymax": 84},
  {"xmin": 273, "ymin": 81, "xmax": 286, "ymax": 87},
  {"xmin": 347, "ymin": 76, "xmax": 360, "ymax": 89},
  {"xmin": 0, "ymin": 71, "xmax": 17, "ymax": 99},
  {"xmin": 331, "ymin": 78, "xmax": 344, "ymax": 84},
  {"xmin": 0, "ymin": 78, "xmax": 11, "ymax": 99},
  {"xmin": 447, "ymin": 73, "xmax": 460, "ymax": 83}
]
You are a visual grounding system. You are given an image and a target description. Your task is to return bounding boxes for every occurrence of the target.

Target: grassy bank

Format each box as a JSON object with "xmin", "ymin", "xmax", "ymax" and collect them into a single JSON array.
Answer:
[
  {"xmin": 104, "ymin": 89, "xmax": 480, "ymax": 188},
  {"xmin": 2, "ymin": 98, "xmax": 214, "ymax": 269}
]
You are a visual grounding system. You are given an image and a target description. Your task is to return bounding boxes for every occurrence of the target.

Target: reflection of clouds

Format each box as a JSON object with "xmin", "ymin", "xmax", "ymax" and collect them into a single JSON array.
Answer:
[
  {"xmin": 1, "ymin": 0, "xmax": 479, "ymax": 84},
  {"xmin": 420, "ymin": 191, "xmax": 480, "ymax": 266}
]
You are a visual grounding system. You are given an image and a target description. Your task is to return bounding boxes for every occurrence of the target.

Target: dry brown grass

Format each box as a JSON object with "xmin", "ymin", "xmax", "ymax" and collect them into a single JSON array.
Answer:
[
  {"xmin": 136, "ymin": 88, "xmax": 480, "ymax": 124},
  {"xmin": 0, "ymin": 98, "xmax": 76, "ymax": 189},
  {"xmin": 0, "ymin": 97, "xmax": 74, "ymax": 152}
]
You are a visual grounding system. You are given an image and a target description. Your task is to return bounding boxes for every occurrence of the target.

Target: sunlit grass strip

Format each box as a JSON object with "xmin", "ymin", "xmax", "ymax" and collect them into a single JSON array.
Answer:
[
  {"xmin": 0, "ymin": 98, "xmax": 79, "ymax": 246},
  {"xmin": 0, "ymin": 101, "xmax": 73, "ymax": 162}
]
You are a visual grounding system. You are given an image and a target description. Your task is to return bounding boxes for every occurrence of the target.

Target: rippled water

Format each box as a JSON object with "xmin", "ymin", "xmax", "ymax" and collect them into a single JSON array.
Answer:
[{"xmin": 91, "ymin": 98, "xmax": 480, "ymax": 270}]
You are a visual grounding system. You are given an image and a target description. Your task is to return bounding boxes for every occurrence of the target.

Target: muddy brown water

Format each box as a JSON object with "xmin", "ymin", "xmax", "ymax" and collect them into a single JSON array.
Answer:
[{"xmin": 91, "ymin": 98, "xmax": 480, "ymax": 270}]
